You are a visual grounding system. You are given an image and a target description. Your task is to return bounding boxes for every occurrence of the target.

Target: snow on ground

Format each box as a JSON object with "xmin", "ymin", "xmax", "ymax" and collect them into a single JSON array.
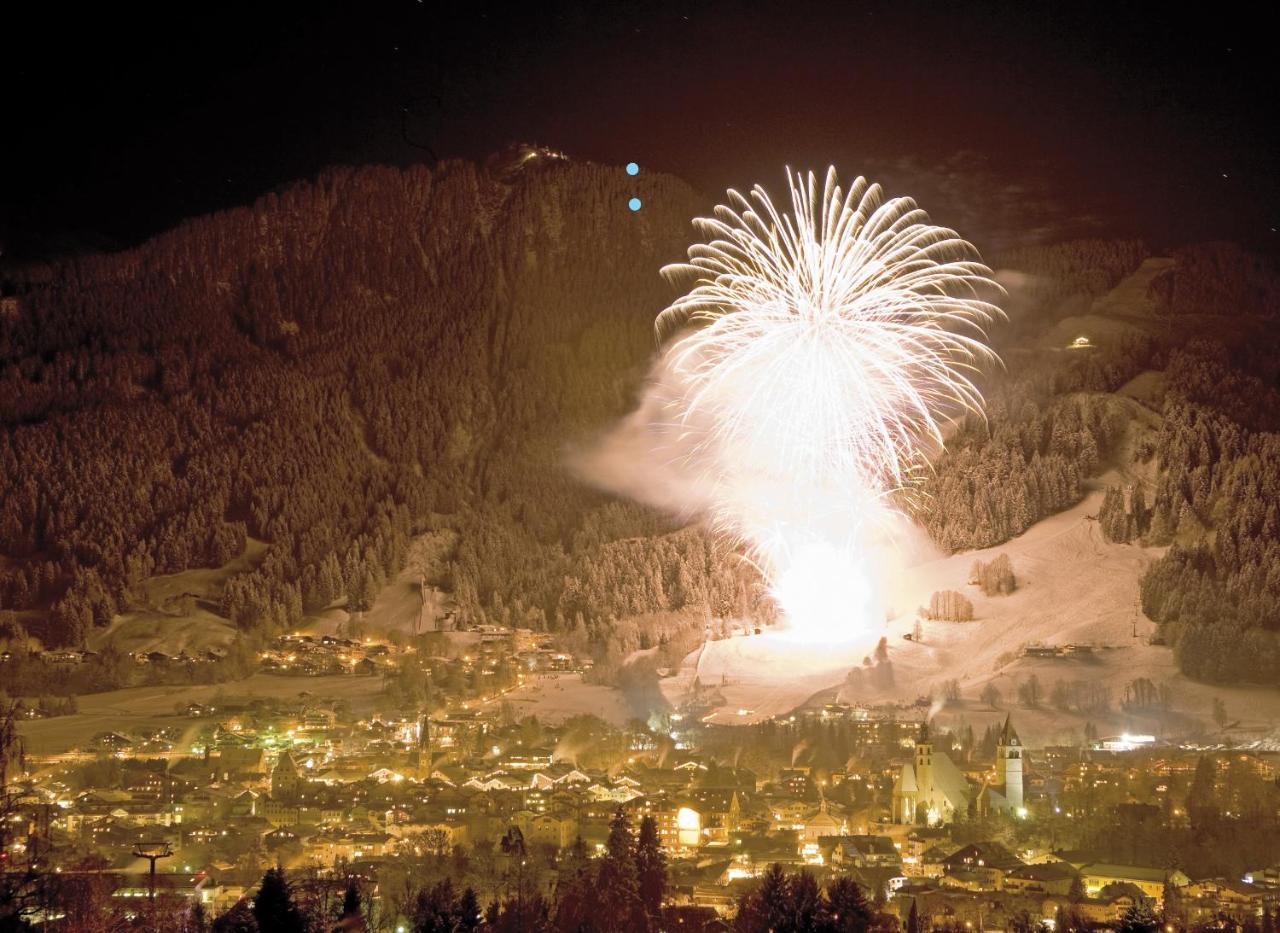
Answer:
[
  {"xmin": 17, "ymin": 673, "xmax": 389, "ymax": 756},
  {"xmin": 301, "ymin": 531, "xmax": 454, "ymax": 638},
  {"xmin": 300, "ymin": 580, "xmax": 449, "ymax": 639},
  {"xmin": 90, "ymin": 538, "xmax": 269, "ymax": 656},
  {"xmin": 661, "ymin": 483, "xmax": 1280, "ymax": 746},
  {"xmin": 499, "ymin": 673, "xmax": 637, "ymax": 727},
  {"xmin": 1116, "ymin": 370, "xmax": 1167, "ymax": 411},
  {"xmin": 1039, "ymin": 257, "xmax": 1173, "ymax": 350},
  {"xmin": 662, "ymin": 482, "xmax": 1154, "ymax": 729}
]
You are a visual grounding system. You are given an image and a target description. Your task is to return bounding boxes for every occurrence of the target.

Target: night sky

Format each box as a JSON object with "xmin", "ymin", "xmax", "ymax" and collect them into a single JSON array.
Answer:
[{"xmin": 5, "ymin": 0, "xmax": 1276, "ymax": 259}]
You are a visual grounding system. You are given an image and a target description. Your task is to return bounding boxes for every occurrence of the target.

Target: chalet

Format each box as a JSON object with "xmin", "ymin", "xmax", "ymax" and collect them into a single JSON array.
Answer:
[
  {"xmin": 307, "ymin": 830, "xmax": 393, "ymax": 864},
  {"xmin": 520, "ymin": 811, "xmax": 578, "ymax": 850},
  {"xmin": 687, "ymin": 789, "xmax": 741, "ymax": 843},
  {"xmin": 825, "ymin": 834, "xmax": 901, "ymax": 869},
  {"xmin": 1183, "ymin": 877, "xmax": 1276, "ymax": 918},
  {"xmin": 264, "ymin": 826, "xmax": 302, "ymax": 850},
  {"xmin": 1004, "ymin": 861, "xmax": 1079, "ymax": 896},
  {"xmin": 942, "ymin": 842, "xmax": 1024, "ymax": 890},
  {"xmin": 44, "ymin": 648, "xmax": 92, "ymax": 665},
  {"xmin": 1023, "ymin": 644, "xmax": 1060, "ymax": 659},
  {"xmin": 1079, "ymin": 863, "xmax": 1189, "ymax": 906},
  {"xmin": 216, "ymin": 747, "xmax": 267, "ymax": 784},
  {"xmin": 627, "ymin": 794, "xmax": 703, "ymax": 852}
]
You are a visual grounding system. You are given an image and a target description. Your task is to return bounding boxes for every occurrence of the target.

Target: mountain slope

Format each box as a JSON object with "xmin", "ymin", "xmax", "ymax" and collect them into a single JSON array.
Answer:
[{"xmin": 0, "ymin": 156, "xmax": 755, "ymax": 661}]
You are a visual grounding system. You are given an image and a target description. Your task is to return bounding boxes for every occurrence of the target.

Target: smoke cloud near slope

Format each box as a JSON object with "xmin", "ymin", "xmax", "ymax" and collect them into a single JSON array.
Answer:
[
  {"xmin": 573, "ymin": 167, "xmax": 998, "ymax": 645},
  {"xmin": 570, "ymin": 338, "xmax": 947, "ymax": 644},
  {"xmin": 567, "ymin": 345, "xmax": 719, "ymax": 521}
]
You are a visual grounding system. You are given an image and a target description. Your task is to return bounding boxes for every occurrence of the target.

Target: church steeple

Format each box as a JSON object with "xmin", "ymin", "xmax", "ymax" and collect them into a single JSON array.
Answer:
[
  {"xmin": 413, "ymin": 715, "xmax": 433, "ymax": 781},
  {"xmin": 998, "ymin": 714, "xmax": 1020, "ymax": 747},
  {"xmin": 994, "ymin": 715, "xmax": 1024, "ymax": 810}
]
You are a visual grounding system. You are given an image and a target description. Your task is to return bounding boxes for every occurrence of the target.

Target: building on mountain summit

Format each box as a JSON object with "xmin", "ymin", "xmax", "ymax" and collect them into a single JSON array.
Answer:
[{"xmin": 891, "ymin": 715, "xmax": 1025, "ymax": 824}]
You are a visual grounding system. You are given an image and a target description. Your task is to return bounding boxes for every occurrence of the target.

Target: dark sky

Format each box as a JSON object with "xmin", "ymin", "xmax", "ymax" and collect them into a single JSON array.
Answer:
[{"xmin": 4, "ymin": 0, "xmax": 1276, "ymax": 259}]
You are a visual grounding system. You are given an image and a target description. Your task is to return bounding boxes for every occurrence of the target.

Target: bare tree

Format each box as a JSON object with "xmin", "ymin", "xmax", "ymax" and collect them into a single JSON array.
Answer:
[
  {"xmin": 1212, "ymin": 696, "xmax": 1229, "ymax": 731},
  {"xmin": 1017, "ymin": 675, "xmax": 1042, "ymax": 708},
  {"xmin": 980, "ymin": 683, "xmax": 1002, "ymax": 709},
  {"xmin": 1050, "ymin": 679, "xmax": 1071, "ymax": 710}
]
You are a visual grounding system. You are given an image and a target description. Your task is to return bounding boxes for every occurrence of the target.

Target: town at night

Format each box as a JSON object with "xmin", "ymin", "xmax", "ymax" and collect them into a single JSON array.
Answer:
[{"xmin": 2, "ymin": 2, "xmax": 1279, "ymax": 930}]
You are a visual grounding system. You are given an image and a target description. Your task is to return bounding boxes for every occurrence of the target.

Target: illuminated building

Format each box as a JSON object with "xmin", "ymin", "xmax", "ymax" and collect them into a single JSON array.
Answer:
[{"xmin": 892, "ymin": 717, "xmax": 1026, "ymax": 824}]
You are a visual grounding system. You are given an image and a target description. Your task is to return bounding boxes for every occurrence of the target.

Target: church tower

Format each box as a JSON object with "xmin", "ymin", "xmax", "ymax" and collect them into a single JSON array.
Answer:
[
  {"xmin": 915, "ymin": 721, "xmax": 933, "ymax": 788},
  {"xmin": 271, "ymin": 750, "xmax": 302, "ymax": 802},
  {"xmin": 994, "ymin": 715, "xmax": 1024, "ymax": 810},
  {"xmin": 413, "ymin": 715, "xmax": 433, "ymax": 781},
  {"xmin": 913, "ymin": 721, "xmax": 934, "ymax": 821}
]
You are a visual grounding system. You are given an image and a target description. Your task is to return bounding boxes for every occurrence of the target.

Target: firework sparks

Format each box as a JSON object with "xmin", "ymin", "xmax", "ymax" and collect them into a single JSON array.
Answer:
[{"xmin": 657, "ymin": 167, "xmax": 1003, "ymax": 641}]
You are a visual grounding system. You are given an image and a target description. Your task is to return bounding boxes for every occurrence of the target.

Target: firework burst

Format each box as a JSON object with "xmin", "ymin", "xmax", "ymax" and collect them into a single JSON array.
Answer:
[{"xmin": 657, "ymin": 167, "xmax": 1003, "ymax": 640}]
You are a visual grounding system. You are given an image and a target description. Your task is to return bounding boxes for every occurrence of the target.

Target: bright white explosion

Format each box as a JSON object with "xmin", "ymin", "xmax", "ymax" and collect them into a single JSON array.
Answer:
[{"xmin": 655, "ymin": 167, "xmax": 1003, "ymax": 642}]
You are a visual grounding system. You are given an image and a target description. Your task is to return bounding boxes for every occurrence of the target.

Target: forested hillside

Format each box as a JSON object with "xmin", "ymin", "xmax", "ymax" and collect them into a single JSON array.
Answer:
[
  {"xmin": 927, "ymin": 239, "xmax": 1280, "ymax": 687},
  {"xmin": 916, "ymin": 238, "xmax": 1155, "ymax": 551},
  {"xmin": 0, "ymin": 156, "xmax": 761, "ymax": 662},
  {"xmin": 916, "ymin": 337, "xmax": 1153, "ymax": 551},
  {"xmin": 1135, "ymin": 339, "xmax": 1280, "ymax": 683},
  {"xmin": 3, "ymin": 156, "xmax": 1276, "ymax": 693},
  {"xmin": 1043, "ymin": 244, "xmax": 1280, "ymax": 685}
]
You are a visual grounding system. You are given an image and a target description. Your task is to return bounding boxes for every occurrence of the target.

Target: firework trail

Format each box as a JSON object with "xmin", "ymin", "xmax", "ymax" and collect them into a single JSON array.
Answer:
[{"xmin": 656, "ymin": 167, "xmax": 1003, "ymax": 640}]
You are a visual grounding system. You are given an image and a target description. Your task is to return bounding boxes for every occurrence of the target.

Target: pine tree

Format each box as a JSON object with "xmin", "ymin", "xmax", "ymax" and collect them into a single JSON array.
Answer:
[
  {"xmin": 827, "ymin": 877, "xmax": 873, "ymax": 932},
  {"xmin": 1116, "ymin": 900, "xmax": 1159, "ymax": 933},
  {"xmin": 634, "ymin": 815, "xmax": 667, "ymax": 919},
  {"xmin": 490, "ymin": 892, "xmax": 553, "ymax": 933},
  {"xmin": 598, "ymin": 808, "xmax": 644, "ymax": 932},
  {"xmin": 1186, "ymin": 755, "xmax": 1219, "ymax": 829},
  {"xmin": 211, "ymin": 900, "xmax": 257, "ymax": 933},
  {"xmin": 457, "ymin": 888, "xmax": 481, "ymax": 931},
  {"xmin": 252, "ymin": 866, "xmax": 307, "ymax": 933},
  {"xmin": 1162, "ymin": 879, "xmax": 1185, "ymax": 930},
  {"xmin": 413, "ymin": 878, "xmax": 462, "ymax": 933},
  {"xmin": 906, "ymin": 898, "xmax": 922, "ymax": 933},
  {"xmin": 734, "ymin": 863, "xmax": 791, "ymax": 933},
  {"xmin": 791, "ymin": 871, "xmax": 826, "ymax": 931},
  {"xmin": 341, "ymin": 877, "xmax": 362, "ymax": 918}
]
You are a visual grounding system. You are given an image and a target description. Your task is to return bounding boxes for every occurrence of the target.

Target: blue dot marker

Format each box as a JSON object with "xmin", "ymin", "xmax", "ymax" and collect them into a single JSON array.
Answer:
[
  {"xmin": 628, "ymin": 197, "xmax": 642, "ymax": 211},
  {"xmin": 626, "ymin": 162, "xmax": 639, "ymax": 176}
]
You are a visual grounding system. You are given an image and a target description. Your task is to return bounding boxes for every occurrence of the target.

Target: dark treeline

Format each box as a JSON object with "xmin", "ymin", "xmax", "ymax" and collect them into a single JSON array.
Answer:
[
  {"xmin": 1150, "ymin": 242, "xmax": 1280, "ymax": 319},
  {"xmin": 920, "ymin": 237, "xmax": 1157, "ymax": 553},
  {"xmin": 992, "ymin": 238, "xmax": 1148, "ymax": 339},
  {"xmin": 202, "ymin": 810, "xmax": 669, "ymax": 933},
  {"xmin": 1063, "ymin": 753, "xmax": 1280, "ymax": 883},
  {"xmin": 0, "ymin": 158, "xmax": 764, "ymax": 662},
  {"xmin": 1137, "ymin": 341, "xmax": 1280, "ymax": 683},
  {"xmin": 733, "ymin": 864, "xmax": 882, "ymax": 933}
]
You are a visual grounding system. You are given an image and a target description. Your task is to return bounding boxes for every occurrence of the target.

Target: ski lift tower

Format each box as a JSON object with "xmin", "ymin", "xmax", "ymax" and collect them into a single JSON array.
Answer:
[{"xmin": 132, "ymin": 840, "xmax": 173, "ymax": 902}]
